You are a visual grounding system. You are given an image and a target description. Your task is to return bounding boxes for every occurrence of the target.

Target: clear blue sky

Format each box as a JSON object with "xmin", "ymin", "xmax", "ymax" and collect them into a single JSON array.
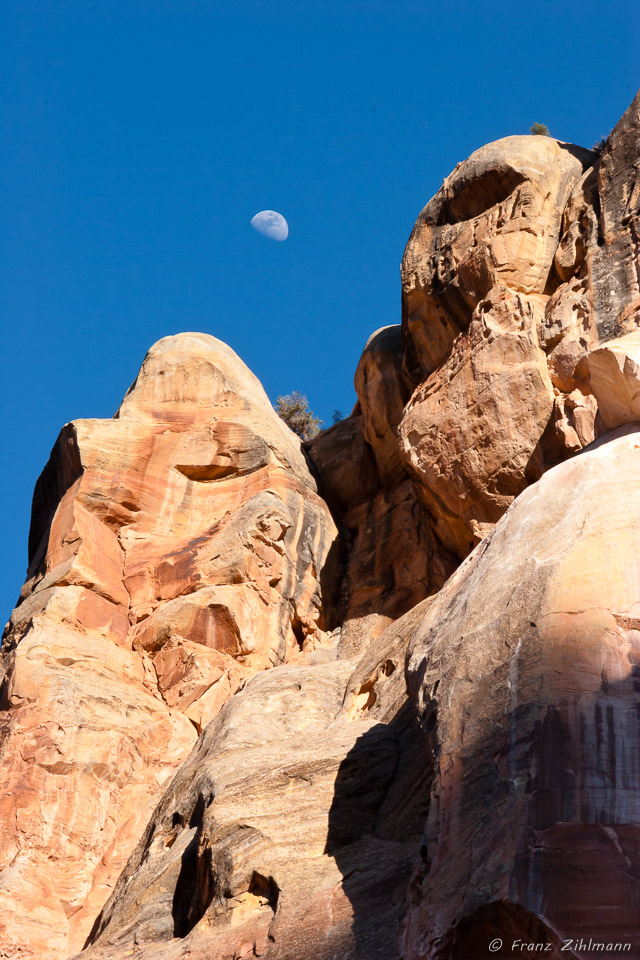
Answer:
[{"xmin": 1, "ymin": 0, "xmax": 637, "ymax": 624}]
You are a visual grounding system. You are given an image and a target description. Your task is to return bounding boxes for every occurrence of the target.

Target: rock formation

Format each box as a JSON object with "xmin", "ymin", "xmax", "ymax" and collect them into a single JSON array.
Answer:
[
  {"xmin": 402, "ymin": 423, "xmax": 640, "ymax": 958},
  {"xmin": 1, "ymin": 88, "xmax": 639, "ymax": 960},
  {"xmin": 0, "ymin": 334, "xmax": 338, "ymax": 958},
  {"xmin": 399, "ymin": 134, "xmax": 598, "ymax": 557},
  {"xmin": 587, "ymin": 330, "xmax": 640, "ymax": 427}
]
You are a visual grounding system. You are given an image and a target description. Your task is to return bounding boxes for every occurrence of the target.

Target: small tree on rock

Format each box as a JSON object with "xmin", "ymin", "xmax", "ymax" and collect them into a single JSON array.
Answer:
[
  {"xmin": 275, "ymin": 391, "xmax": 323, "ymax": 440},
  {"xmin": 530, "ymin": 122, "xmax": 550, "ymax": 136}
]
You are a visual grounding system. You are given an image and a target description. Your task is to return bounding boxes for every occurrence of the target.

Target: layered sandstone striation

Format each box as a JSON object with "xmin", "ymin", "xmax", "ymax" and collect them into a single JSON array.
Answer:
[
  {"xmin": 79, "ymin": 633, "xmax": 429, "ymax": 960},
  {"xmin": 401, "ymin": 423, "xmax": 640, "ymax": 958},
  {"xmin": 0, "ymin": 334, "xmax": 338, "ymax": 958},
  {"xmin": 1, "ymin": 89, "xmax": 640, "ymax": 960}
]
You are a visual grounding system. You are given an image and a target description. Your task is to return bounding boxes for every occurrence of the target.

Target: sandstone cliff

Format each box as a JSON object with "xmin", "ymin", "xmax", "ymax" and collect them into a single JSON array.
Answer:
[
  {"xmin": 0, "ymin": 334, "xmax": 338, "ymax": 957},
  {"xmin": 1, "ymin": 89, "xmax": 639, "ymax": 960}
]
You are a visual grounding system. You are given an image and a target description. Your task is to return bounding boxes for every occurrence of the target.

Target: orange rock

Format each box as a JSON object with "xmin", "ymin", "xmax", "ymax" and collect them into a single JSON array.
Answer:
[
  {"xmin": 401, "ymin": 134, "xmax": 592, "ymax": 384},
  {"xmin": 304, "ymin": 413, "xmax": 380, "ymax": 513},
  {"xmin": 400, "ymin": 286, "xmax": 555, "ymax": 557},
  {"xmin": 3, "ymin": 90, "xmax": 640, "ymax": 960},
  {"xmin": 339, "ymin": 479, "xmax": 453, "ymax": 654},
  {"xmin": 398, "ymin": 135, "xmax": 598, "ymax": 556},
  {"xmin": 0, "ymin": 333, "xmax": 338, "ymax": 957}
]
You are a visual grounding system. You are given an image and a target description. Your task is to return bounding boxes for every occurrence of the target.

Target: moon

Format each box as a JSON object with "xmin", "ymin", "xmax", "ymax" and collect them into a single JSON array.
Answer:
[{"xmin": 251, "ymin": 210, "xmax": 289, "ymax": 242}]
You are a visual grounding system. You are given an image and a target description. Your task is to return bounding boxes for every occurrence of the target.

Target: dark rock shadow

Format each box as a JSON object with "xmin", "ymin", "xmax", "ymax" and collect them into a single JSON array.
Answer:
[
  {"xmin": 439, "ymin": 900, "xmax": 577, "ymax": 959},
  {"xmin": 326, "ymin": 698, "xmax": 432, "ymax": 959},
  {"xmin": 27, "ymin": 424, "xmax": 83, "ymax": 580},
  {"xmin": 557, "ymin": 141, "xmax": 597, "ymax": 169},
  {"xmin": 406, "ymin": 669, "xmax": 640, "ymax": 959}
]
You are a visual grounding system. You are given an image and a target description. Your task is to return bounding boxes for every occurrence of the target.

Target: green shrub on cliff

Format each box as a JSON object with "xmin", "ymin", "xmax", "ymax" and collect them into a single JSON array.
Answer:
[
  {"xmin": 530, "ymin": 122, "xmax": 550, "ymax": 136},
  {"xmin": 275, "ymin": 391, "xmax": 323, "ymax": 440}
]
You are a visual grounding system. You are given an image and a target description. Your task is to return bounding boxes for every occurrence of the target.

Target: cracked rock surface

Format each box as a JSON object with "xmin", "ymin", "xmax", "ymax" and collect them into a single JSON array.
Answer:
[{"xmin": 1, "ymin": 89, "xmax": 640, "ymax": 960}]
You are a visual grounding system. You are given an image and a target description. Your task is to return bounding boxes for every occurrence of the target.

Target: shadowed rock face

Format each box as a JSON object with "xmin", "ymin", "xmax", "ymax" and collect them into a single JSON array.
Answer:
[
  {"xmin": 78, "ymin": 604, "xmax": 433, "ymax": 960},
  {"xmin": 2, "ymin": 90, "xmax": 640, "ymax": 960},
  {"xmin": 354, "ymin": 324, "xmax": 408, "ymax": 487},
  {"xmin": 77, "ymin": 428, "xmax": 640, "ymax": 960},
  {"xmin": 587, "ymin": 90, "xmax": 640, "ymax": 341},
  {"xmin": 401, "ymin": 425, "xmax": 640, "ymax": 960},
  {"xmin": 306, "ymin": 326, "xmax": 455, "ymax": 656}
]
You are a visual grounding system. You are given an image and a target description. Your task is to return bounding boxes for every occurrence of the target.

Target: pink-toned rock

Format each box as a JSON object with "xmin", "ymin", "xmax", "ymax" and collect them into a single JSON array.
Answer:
[
  {"xmin": 307, "ymin": 417, "xmax": 453, "ymax": 657},
  {"xmin": 79, "ymin": 620, "xmax": 431, "ymax": 960},
  {"xmin": 540, "ymin": 273, "xmax": 598, "ymax": 393},
  {"xmin": 547, "ymin": 390, "xmax": 599, "ymax": 456},
  {"xmin": 0, "ymin": 333, "xmax": 338, "ymax": 958},
  {"xmin": 78, "ymin": 425, "xmax": 640, "ymax": 960},
  {"xmin": 304, "ymin": 413, "xmax": 380, "ymax": 513},
  {"xmin": 306, "ymin": 412, "xmax": 452, "ymax": 659},
  {"xmin": 402, "ymin": 424, "xmax": 640, "ymax": 958},
  {"xmin": 3, "ymin": 91, "xmax": 640, "ymax": 960},
  {"xmin": 398, "ymin": 135, "xmax": 597, "ymax": 556}
]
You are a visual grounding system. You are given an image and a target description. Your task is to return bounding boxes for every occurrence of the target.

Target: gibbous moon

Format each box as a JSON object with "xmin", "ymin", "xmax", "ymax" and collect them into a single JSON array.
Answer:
[{"xmin": 251, "ymin": 210, "xmax": 289, "ymax": 242}]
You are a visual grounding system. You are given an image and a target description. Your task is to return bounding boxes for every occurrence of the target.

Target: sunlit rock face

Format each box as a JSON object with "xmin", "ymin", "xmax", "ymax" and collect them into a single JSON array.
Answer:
[
  {"xmin": 2, "ymin": 89, "xmax": 640, "ymax": 960},
  {"xmin": 79, "ymin": 605, "xmax": 432, "ymax": 960},
  {"xmin": 77, "ymin": 430, "xmax": 640, "ymax": 960},
  {"xmin": 398, "ymin": 93, "xmax": 640, "ymax": 562},
  {"xmin": 401, "ymin": 134, "xmax": 593, "ymax": 383},
  {"xmin": 0, "ymin": 333, "xmax": 338, "ymax": 958},
  {"xmin": 401, "ymin": 425, "xmax": 640, "ymax": 959},
  {"xmin": 400, "ymin": 285, "xmax": 556, "ymax": 556},
  {"xmin": 587, "ymin": 330, "xmax": 640, "ymax": 427},
  {"xmin": 399, "ymin": 135, "xmax": 600, "ymax": 558}
]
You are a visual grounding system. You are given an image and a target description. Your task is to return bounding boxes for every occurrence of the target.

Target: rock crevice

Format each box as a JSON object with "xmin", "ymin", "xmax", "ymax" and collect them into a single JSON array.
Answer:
[{"xmin": 2, "ymin": 88, "xmax": 640, "ymax": 960}]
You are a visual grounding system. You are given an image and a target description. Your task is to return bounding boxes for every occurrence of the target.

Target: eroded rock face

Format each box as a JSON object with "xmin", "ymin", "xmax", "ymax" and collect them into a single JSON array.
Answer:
[
  {"xmin": 401, "ymin": 135, "xmax": 593, "ymax": 383},
  {"xmin": 398, "ymin": 135, "xmax": 596, "ymax": 555},
  {"xmin": 0, "ymin": 333, "xmax": 338, "ymax": 958},
  {"xmin": 304, "ymin": 413, "xmax": 380, "ymax": 513},
  {"xmin": 354, "ymin": 325, "xmax": 408, "ymax": 487},
  {"xmin": 306, "ymin": 415, "xmax": 452, "ymax": 657},
  {"xmin": 588, "ymin": 90, "xmax": 640, "ymax": 341},
  {"xmin": 400, "ymin": 286, "xmax": 555, "ymax": 555},
  {"xmin": 337, "ymin": 479, "xmax": 453, "ymax": 654},
  {"xmin": 402, "ymin": 425, "xmax": 640, "ymax": 959},
  {"xmin": 306, "ymin": 327, "xmax": 452, "ymax": 655},
  {"xmin": 80, "ymin": 610, "xmax": 431, "ymax": 960},
  {"xmin": 587, "ymin": 330, "xmax": 640, "ymax": 427},
  {"xmin": 77, "ymin": 425, "xmax": 640, "ymax": 960},
  {"xmin": 540, "ymin": 91, "xmax": 640, "ymax": 409},
  {"xmin": 2, "ymin": 90, "xmax": 640, "ymax": 960},
  {"xmin": 397, "ymin": 96, "xmax": 640, "ymax": 555}
]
